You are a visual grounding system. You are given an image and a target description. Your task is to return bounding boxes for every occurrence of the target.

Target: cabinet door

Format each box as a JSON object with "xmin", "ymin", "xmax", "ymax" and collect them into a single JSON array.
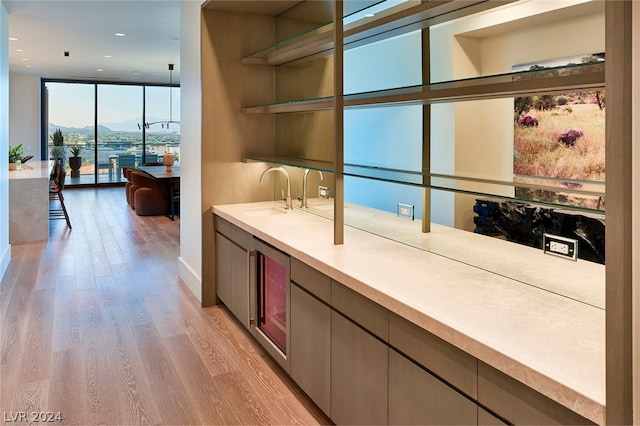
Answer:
[
  {"xmin": 331, "ymin": 311, "xmax": 388, "ymax": 425},
  {"xmin": 290, "ymin": 283, "xmax": 331, "ymax": 415},
  {"xmin": 389, "ymin": 349, "xmax": 477, "ymax": 425},
  {"xmin": 215, "ymin": 232, "xmax": 232, "ymax": 306},
  {"xmin": 230, "ymin": 242, "xmax": 249, "ymax": 327}
]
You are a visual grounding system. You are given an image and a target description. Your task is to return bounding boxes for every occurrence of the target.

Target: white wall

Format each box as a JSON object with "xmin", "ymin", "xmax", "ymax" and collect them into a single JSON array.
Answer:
[
  {"xmin": 178, "ymin": 0, "xmax": 202, "ymax": 301},
  {"xmin": 9, "ymin": 73, "xmax": 40, "ymax": 158},
  {"xmin": 0, "ymin": 1, "xmax": 10, "ymax": 277}
]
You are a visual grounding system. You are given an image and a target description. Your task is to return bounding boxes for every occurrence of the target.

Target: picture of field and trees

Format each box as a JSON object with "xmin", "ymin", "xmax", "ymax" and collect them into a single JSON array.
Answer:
[{"xmin": 512, "ymin": 54, "xmax": 605, "ymax": 211}]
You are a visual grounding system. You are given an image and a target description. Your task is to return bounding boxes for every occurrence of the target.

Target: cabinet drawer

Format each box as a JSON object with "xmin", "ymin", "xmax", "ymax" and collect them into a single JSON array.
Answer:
[
  {"xmin": 331, "ymin": 281, "xmax": 388, "ymax": 342},
  {"xmin": 389, "ymin": 313, "xmax": 477, "ymax": 399},
  {"xmin": 215, "ymin": 216, "xmax": 252, "ymax": 249},
  {"xmin": 290, "ymin": 283, "xmax": 331, "ymax": 415},
  {"xmin": 331, "ymin": 311, "xmax": 388, "ymax": 425},
  {"xmin": 291, "ymin": 258, "xmax": 331, "ymax": 303},
  {"xmin": 389, "ymin": 349, "xmax": 478, "ymax": 425},
  {"xmin": 477, "ymin": 361, "xmax": 595, "ymax": 425}
]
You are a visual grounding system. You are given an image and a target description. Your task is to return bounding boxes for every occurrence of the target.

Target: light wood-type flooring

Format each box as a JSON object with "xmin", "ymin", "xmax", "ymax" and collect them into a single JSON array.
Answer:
[{"xmin": 1, "ymin": 187, "xmax": 331, "ymax": 425}]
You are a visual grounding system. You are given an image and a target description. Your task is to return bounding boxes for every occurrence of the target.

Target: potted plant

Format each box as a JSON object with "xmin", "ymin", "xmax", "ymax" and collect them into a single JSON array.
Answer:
[
  {"xmin": 69, "ymin": 145, "xmax": 83, "ymax": 178},
  {"xmin": 8, "ymin": 144, "xmax": 24, "ymax": 171},
  {"xmin": 50, "ymin": 128, "xmax": 64, "ymax": 159}
]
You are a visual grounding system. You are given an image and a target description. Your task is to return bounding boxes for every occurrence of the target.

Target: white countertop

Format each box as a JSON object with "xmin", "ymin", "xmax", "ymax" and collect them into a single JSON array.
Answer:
[
  {"xmin": 213, "ymin": 201, "xmax": 605, "ymax": 425},
  {"xmin": 9, "ymin": 160, "xmax": 52, "ymax": 180}
]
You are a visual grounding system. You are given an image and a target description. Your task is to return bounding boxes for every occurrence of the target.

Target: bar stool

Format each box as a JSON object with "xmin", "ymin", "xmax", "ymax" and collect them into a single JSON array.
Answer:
[{"xmin": 49, "ymin": 168, "xmax": 72, "ymax": 229}]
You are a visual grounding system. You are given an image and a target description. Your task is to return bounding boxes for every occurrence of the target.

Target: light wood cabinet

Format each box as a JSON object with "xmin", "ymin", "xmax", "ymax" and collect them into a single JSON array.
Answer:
[
  {"xmin": 331, "ymin": 310, "xmax": 388, "ymax": 425},
  {"xmin": 290, "ymin": 283, "xmax": 331, "ymax": 415},
  {"xmin": 389, "ymin": 349, "xmax": 477, "ymax": 425},
  {"xmin": 215, "ymin": 217, "xmax": 252, "ymax": 328},
  {"xmin": 215, "ymin": 232, "xmax": 232, "ymax": 308}
]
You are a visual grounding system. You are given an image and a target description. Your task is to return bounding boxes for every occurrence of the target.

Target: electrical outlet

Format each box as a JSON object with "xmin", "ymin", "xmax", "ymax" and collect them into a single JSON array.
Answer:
[
  {"xmin": 543, "ymin": 234, "xmax": 578, "ymax": 261},
  {"xmin": 318, "ymin": 186, "xmax": 330, "ymax": 199},
  {"xmin": 397, "ymin": 203, "xmax": 414, "ymax": 220}
]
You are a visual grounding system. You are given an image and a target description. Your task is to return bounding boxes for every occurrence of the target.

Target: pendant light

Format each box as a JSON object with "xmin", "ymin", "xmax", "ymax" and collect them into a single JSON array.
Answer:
[{"xmin": 138, "ymin": 63, "xmax": 181, "ymax": 130}]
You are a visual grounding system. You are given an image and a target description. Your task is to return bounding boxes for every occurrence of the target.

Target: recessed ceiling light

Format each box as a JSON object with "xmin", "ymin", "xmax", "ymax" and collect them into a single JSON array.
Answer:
[
  {"xmin": 114, "ymin": 33, "xmax": 126, "ymax": 37},
  {"xmin": 26, "ymin": 65, "xmax": 32, "ymax": 68},
  {"xmin": 104, "ymin": 55, "xmax": 112, "ymax": 58},
  {"xmin": 97, "ymin": 69, "xmax": 104, "ymax": 72},
  {"xmin": 21, "ymin": 58, "xmax": 28, "ymax": 61},
  {"xmin": 9, "ymin": 37, "xmax": 18, "ymax": 41},
  {"xmin": 16, "ymin": 49, "xmax": 24, "ymax": 52}
]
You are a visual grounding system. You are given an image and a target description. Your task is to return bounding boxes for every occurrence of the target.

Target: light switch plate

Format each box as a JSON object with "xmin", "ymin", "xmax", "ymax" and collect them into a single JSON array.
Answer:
[
  {"xmin": 318, "ymin": 186, "xmax": 330, "ymax": 199},
  {"xmin": 543, "ymin": 233, "xmax": 578, "ymax": 261},
  {"xmin": 397, "ymin": 203, "xmax": 414, "ymax": 220}
]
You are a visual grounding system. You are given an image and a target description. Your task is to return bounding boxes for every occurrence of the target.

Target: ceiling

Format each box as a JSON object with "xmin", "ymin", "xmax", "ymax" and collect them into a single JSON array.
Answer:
[{"xmin": 4, "ymin": 0, "xmax": 181, "ymax": 84}]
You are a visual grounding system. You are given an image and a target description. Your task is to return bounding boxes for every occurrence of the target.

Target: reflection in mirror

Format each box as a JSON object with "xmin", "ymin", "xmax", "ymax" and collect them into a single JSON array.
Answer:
[{"xmin": 342, "ymin": 176, "xmax": 604, "ymax": 309}]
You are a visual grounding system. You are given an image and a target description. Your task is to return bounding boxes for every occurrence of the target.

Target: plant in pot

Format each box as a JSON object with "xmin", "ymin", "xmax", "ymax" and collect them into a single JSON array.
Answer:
[
  {"xmin": 8, "ymin": 144, "xmax": 24, "ymax": 171},
  {"xmin": 69, "ymin": 145, "xmax": 83, "ymax": 178},
  {"xmin": 50, "ymin": 128, "xmax": 64, "ymax": 160}
]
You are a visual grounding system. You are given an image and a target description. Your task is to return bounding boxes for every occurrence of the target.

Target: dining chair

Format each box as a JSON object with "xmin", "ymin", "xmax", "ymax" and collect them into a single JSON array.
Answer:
[
  {"xmin": 143, "ymin": 153, "xmax": 158, "ymax": 164},
  {"xmin": 117, "ymin": 154, "xmax": 136, "ymax": 181},
  {"xmin": 49, "ymin": 167, "xmax": 72, "ymax": 229}
]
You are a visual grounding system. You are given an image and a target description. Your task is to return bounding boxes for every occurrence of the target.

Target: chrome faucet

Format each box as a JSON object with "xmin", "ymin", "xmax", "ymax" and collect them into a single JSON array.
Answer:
[
  {"xmin": 260, "ymin": 166, "xmax": 292, "ymax": 210},
  {"xmin": 300, "ymin": 169, "xmax": 324, "ymax": 208}
]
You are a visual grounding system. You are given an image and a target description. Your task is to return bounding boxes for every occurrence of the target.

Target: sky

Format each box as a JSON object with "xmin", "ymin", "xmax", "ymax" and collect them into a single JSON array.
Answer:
[{"xmin": 47, "ymin": 81, "xmax": 180, "ymax": 130}]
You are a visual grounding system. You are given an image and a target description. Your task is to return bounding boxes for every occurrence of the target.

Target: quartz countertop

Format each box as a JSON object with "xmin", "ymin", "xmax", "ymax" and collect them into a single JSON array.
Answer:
[
  {"xmin": 213, "ymin": 201, "xmax": 605, "ymax": 425},
  {"xmin": 9, "ymin": 161, "xmax": 52, "ymax": 180}
]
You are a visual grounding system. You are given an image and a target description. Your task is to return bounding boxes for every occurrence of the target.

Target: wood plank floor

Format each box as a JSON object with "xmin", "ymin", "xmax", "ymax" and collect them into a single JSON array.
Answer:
[{"xmin": 1, "ymin": 187, "xmax": 331, "ymax": 425}]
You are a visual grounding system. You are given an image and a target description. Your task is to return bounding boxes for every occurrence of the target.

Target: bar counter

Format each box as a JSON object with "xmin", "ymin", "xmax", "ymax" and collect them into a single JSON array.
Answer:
[{"xmin": 9, "ymin": 161, "xmax": 51, "ymax": 244}]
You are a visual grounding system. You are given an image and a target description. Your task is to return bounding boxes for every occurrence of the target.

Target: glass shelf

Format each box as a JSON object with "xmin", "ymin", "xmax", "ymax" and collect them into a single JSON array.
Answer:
[
  {"xmin": 242, "ymin": 96, "xmax": 333, "ymax": 114},
  {"xmin": 242, "ymin": 0, "xmax": 493, "ymax": 67},
  {"xmin": 242, "ymin": 156, "xmax": 605, "ymax": 214},
  {"xmin": 242, "ymin": 62, "xmax": 605, "ymax": 113},
  {"xmin": 243, "ymin": 156, "xmax": 334, "ymax": 173},
  {"xmin": 343, "ymin": 164, "xmax": 605, "ymax": 214},
  {"xmin": 242, "ymin": 21, "xmax": 334, "ymax": 66}
]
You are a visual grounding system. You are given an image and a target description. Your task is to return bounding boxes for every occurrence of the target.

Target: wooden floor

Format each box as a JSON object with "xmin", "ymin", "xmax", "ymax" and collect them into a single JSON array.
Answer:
[{"xmin": 0, "ymin": 187, "xmax": 331, "ymax": 425}]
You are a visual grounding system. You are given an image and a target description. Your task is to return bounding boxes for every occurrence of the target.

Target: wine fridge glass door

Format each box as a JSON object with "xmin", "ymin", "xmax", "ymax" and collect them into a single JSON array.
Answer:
[{"xmin": 257, "ymin": 251, "xmax": 288, "ymax": 353}]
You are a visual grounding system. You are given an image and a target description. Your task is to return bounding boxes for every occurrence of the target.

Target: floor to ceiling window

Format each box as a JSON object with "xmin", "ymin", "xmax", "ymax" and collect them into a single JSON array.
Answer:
[{"xmin": 43, "ymin": 80, "xmax": 181, "ymax": 186}]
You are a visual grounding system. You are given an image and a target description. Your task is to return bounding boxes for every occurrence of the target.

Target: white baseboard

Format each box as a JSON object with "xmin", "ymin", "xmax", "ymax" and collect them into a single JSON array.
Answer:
[
  {"xmin": 178, "ymin": 256, "xmax": 201, "ymax": 302},
  {"xmin": 0, "ymin": 243, "xmax": 11, "ymax": 279}
]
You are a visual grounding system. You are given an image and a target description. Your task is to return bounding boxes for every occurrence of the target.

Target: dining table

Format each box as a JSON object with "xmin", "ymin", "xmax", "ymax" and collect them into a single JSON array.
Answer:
[{"xmin": 136, "ymin": 165, "xmax": 180, "ymax": 220}]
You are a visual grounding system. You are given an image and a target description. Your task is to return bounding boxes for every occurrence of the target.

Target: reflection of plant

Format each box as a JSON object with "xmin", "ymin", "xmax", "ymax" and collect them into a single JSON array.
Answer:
[
  {"xmin": 50, "ymin": 128, "xmax": 64, "ymax": 159},
  {"xmin": 9, "ymin": 144, "xmax": 24, "ymax": 163},
  {"xmin": 70, "ymin": 145, "xmax": 83, "ymax": 157},
  {"xmin": 50, "ymin": 147, "xmax": 64, "ymax": 159}
]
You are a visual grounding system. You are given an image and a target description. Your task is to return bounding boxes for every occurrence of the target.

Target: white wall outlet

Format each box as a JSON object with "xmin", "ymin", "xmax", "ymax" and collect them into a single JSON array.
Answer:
[
  {"xmin": 543, "ymin": 234, "xmax": 578, "ymax": 261},
  {"xmin": 397, "ymin": 203, "xmax": 414, "ymax": 220}
]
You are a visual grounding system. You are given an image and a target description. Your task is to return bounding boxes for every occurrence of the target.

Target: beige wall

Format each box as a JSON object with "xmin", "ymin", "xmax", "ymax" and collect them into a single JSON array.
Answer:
[
  {"xmin": 633, "ymin": 3, "xmax": 640, "ymax": 422},
  {"xmin": 200, "ymin": 8, "xmax": 276, "ymax": 306}
]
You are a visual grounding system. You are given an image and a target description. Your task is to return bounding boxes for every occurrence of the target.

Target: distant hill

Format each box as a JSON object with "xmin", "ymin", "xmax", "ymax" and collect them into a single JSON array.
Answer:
[
  {"xmin": 49, "ymin": 123, "xmax": 112, "ymax": 133},
  {"xmin": 49, "ymin": 117, "xmax": 178, "ymax": 134}
]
